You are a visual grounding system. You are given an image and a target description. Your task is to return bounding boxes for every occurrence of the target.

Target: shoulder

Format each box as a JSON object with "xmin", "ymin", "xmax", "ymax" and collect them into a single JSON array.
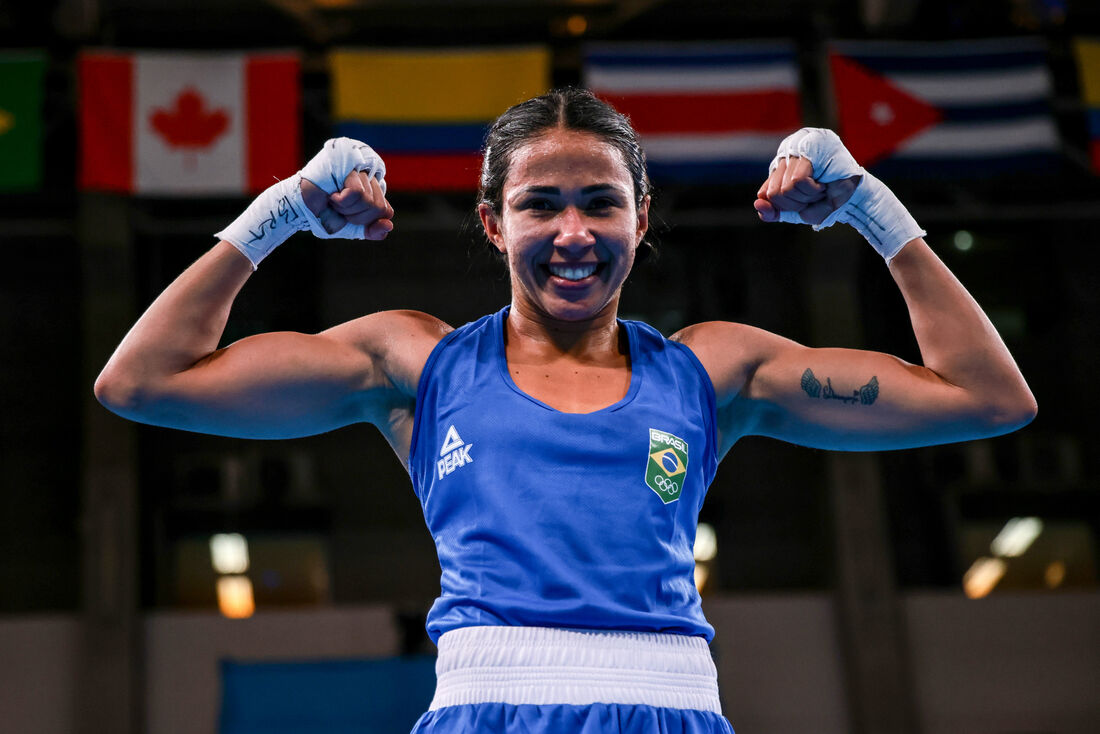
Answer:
[
  {"xmin": 325, "ymin": 309, "xmax": 453, "ymax": 349},
  {"xmin": 322, "ymin": 310, "xmax": 454, "ymax": 396},
  {"xmin": 670, "ymin": 321, "xmax": 800, "ymax": 405}
]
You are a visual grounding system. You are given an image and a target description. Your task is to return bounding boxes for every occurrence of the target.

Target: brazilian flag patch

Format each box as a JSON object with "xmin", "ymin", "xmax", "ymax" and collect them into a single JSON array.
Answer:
[{"xmin": 646, "ymin": 428, "xmax": 688, "ymax": 504}]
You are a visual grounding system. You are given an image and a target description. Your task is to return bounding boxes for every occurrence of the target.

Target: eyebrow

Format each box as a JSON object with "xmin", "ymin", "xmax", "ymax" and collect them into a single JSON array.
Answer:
[{"xmin": 520, "ymin": 184, "xmax": 619, "ymax": 195}]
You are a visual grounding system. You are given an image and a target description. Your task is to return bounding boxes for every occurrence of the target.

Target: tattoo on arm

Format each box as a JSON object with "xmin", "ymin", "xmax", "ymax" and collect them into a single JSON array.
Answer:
[{"xmin": 801, "ymin": 368, "xmax": 879, "ymax": 406}]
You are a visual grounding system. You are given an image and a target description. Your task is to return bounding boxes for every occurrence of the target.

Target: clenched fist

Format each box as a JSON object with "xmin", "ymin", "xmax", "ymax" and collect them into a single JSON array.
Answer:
[{"xmin": 301, "ymin": 170, "xmax": 394, "ymax": 241}]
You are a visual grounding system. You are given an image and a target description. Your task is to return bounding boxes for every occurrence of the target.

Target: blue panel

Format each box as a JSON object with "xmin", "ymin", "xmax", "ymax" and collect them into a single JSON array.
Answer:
[
  {"xmin": 584, "ymin": 43, "xmax": 796, "ymax": 68},
  {"xmin": 940, "ymin": 99, "xmax": 1052, "ymax": 122},
  {"xmin": 1087, "ymin": 108, "xmax": 1100, "ymax": 135},
  {"xmin": 831, "ymin": 39, "xmax": 1048, "ymax": 73},
  {"xmin": 219, "ymin": 656, "xmax": 436, "ymax": 734},
  {"xmin": 647, "ymin": 160, "xmax": 767, "ymax": 184},
  {"xmin": 870, "ymin": 151, "xmax": 1061, "ymax": 179},
  {"xmin": 847, "ymin": 52, "xmax": 1047, "ymax": 74},
  {"xmin": 651, "ymin": 154, "xmax": 1061, "ymax": 184},
  {"xmin": 333, "ymin": 122, "xmax": 488, "ymax": 153}
]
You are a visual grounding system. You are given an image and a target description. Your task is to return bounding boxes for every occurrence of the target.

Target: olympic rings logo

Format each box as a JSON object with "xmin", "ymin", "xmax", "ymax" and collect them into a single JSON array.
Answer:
[{"xmin": 654, "ymin": 475, "xmax": 680, "ymax": 495}]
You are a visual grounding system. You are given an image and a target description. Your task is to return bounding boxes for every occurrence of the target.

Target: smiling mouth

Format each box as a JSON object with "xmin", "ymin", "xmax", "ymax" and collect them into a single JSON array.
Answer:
[{"xmin": 544, "ymin": 262, "xmax": 605, "ymax": 281}]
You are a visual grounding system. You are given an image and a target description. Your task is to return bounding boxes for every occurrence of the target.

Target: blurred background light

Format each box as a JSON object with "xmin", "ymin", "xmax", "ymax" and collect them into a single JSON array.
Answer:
[
  {"xmin": 963, "ymin": 556, "xmax": 1007, "ymax": 599},
  {"xmin": 210, "ymin": 533, "xmax": 250, "ymax": 575},
  {"xmin": 991, "ymin": 517, "xmax": 1043, "ymax": 558},
  {"xmin": 953, "ymin": 230, "xmax": 974, "ymax": 251},
  {"xmin": 694, "ymin": 564, "xmax": 710, "ymax": 593},
  {"xmin": 216, "ymin": 575, "xmax": 255, "ymax": 619},
  {"xmin": 694, "ymin": 522, "xmax": 718, "ymax": 562},
  {"xmin": 1044, "ymin": 560, "xmax": 1067, "ymax": 589}
]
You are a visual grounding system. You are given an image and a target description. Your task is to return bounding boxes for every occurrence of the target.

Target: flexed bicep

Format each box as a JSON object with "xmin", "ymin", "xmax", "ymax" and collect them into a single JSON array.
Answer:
[
  {"xmin": 675, "ymin": 320, "xmax": 1030, "ymax": 456},
  {"xmin": 742, "ymin": 343, "xmax": 1018, "ymax": 451},
  {"xmin": 99, "ymin": 309, "xmax": 442, "ymax": 440},
  {"xmin": 140, "ymin": 329, "xmax": 384, "ymax": 438}
]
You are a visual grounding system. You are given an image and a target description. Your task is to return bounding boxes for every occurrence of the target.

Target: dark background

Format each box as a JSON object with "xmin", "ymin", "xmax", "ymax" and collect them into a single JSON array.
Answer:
[{"xmin": 1, "ymin": 0, "xmax": 1097, "ymax": 615}]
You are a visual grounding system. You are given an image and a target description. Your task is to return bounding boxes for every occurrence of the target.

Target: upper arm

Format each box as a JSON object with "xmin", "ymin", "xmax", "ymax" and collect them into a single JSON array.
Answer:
[
  {"xmin": 674, "ymin": 321, "xmax": 1021, "ymax": 455},
  {"xmin": 109, "ymin": 310, "xmax": 450, "ymax": 440}
]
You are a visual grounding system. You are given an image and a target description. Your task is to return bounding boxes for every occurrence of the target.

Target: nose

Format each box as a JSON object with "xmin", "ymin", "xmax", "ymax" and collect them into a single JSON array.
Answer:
[{"xmin": 554, "ymin": 206, "xmax": 596, "ymax": 253}]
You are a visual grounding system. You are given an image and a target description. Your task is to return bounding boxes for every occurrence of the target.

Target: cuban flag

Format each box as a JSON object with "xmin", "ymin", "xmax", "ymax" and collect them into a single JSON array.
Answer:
[
  {"xmin": 79, "ymin": 50, "xmax": 300, "ymax": 196},
  {"xmin": 829, "ymin": 38, "xmax": 1060, "ymax": 178},
  {"xmin": 583, "ymin": 42, "xmax": 802, "ymax": 183}
]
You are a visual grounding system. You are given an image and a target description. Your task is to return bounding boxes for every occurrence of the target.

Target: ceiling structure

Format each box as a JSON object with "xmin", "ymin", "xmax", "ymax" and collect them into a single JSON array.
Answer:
[
  {"xmin": 3, "ymin": 0, "xmax": 1099, "ymax": 222},
  {"xmin": 20, "ymin": 0, "xmax": 1093, "ymax": 48}
]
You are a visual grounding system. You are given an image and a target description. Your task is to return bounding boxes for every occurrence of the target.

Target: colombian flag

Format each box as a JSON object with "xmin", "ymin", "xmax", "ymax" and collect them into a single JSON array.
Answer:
[
  {"xmin": 329, "ymin": 47, "xmax": 550, "ymax": 191},
  {"xmin": 583, "ymin": 42, "xmax": 802, "ymax": 183},
  {"xmin": 1072, "ymin": 38, "xmax": 1100, "ymax": 174}
]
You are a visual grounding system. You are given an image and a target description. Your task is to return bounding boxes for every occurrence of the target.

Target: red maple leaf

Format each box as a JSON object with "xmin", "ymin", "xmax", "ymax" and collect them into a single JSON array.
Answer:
[{"xmin": 150, "ymin": 87, "xmax": 230, "ymax": 149}]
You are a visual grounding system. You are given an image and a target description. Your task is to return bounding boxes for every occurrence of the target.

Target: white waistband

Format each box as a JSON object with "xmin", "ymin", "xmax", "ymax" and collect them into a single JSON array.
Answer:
[{"xmin": 429, "ymin": 626, "xmax": 722, "ymax": 714}]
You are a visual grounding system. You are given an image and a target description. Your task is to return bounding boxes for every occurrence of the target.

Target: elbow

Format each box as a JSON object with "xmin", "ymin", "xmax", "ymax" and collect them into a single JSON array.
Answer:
[
  {"xmin": 1019, "ymin": 391, "xmax": 1039, "ymax": 426},
  {"xmin": 94, "ymin": 366, "xmax": 147, "ymax": 417},
  {"xmin": 1007, "ymin": 383, "xmax": 1039, "ymax": 428},
  {"xmin": 984, "ymin": 390, "xmax": 1038, "ymax": 435},
  {"xmin": 1014, "ymin": 395, "xmax": 1039, "ymax": 429}
]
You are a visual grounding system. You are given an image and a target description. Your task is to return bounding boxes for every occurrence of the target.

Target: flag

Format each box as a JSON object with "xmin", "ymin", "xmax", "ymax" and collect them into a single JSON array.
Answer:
[
  {"xmin": 829, "ymin": 38, "xmax": 1060, "ymax": 178},
  {"xmin": 1072, "ymin": 38, "xmax": 1100, "ymax": 173},
  {"xmin": 79, "ymin": 51, "xmax": 300, "ymax": 196},
  {"xmin": 329, "ymin": 47, "xmax": 550, "ymax": 191},
  {"xmin": 583, "ymin": 42, "xmax": 802, "ymax": 183},
  {"xmin": 0, "ymin": 53, "xmax": 46, "ymax": 192}
]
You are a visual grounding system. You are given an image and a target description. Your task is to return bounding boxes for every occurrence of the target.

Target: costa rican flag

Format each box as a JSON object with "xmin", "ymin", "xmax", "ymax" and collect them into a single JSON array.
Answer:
[
  {"xmin": 583, "ymin": 41, "xmax": 803, "ymax": 183},
  {"xmin": 829, "ymin": 38, "xmax": 1060, "ymax": 178}
]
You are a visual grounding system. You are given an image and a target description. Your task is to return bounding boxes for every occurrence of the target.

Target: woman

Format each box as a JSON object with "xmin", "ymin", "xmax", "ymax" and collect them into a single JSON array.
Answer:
[{"xmin": 95, "ymin": 88, "xmax": 1036, "ymax": 733}]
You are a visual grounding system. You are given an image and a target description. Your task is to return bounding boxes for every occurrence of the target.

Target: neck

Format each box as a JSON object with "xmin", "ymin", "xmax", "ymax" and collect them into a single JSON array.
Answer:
[{"xmin": 505, "ymin": 297, "xmax": 624, "ymax": 359}]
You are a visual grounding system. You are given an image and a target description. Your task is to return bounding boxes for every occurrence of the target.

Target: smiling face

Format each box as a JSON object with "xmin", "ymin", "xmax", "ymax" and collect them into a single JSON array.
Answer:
[{"xmin": 478, "ymin": 127, "xmax": 650, "ymax": 324}]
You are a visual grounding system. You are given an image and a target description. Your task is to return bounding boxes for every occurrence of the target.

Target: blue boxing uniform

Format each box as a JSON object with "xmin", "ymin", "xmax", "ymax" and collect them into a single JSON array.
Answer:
[{"xmin": 406, "ymin": 307, "xmax": 734, "ymax": 733}]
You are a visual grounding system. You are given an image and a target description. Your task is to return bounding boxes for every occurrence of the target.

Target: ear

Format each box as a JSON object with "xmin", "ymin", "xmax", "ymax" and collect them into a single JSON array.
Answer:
[
  {"xmin": 635, "ymin": 195, "xmax": 650, "ymax": 246},
  {"xmin": 478, "ymin": 202, "xmax": 506, "ymax": 253}
]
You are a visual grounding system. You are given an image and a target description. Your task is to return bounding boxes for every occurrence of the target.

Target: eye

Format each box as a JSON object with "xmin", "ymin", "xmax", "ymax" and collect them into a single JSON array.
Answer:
[
  {"xmin": 586, "ymin": 196, "xmax": 617, "ymax": 212},
  {"xmin": 523, "ymin": 198, "xmax": 557, "ymax": 212}
]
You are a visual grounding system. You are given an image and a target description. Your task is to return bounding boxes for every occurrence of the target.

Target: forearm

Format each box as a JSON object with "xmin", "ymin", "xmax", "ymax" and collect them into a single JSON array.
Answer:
[
  {"xmin": 888, "ymin": 238, "xmax": 1036, "ymax": 424},
  {"xmin": 95, "ymin": 241, "xmax": 253, "ymax": 408}
]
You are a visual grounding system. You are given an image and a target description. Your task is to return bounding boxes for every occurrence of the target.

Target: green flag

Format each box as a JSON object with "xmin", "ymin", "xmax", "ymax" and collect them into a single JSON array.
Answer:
[{"xmin": 0, "ymin": 53, "xmax": 46, "ymax": 191}]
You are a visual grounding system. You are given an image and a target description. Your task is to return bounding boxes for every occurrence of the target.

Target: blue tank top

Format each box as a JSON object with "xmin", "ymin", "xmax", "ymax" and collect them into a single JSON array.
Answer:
[{"xmin": 408, "ymin": 307, "xmax": 719, "ymax": 643}]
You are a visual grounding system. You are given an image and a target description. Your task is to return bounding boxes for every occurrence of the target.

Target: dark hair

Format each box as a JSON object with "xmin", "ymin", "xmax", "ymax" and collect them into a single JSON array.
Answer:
[{"xmin": 478, "ymin": 87, "xmax": 655, "ymax": 260}]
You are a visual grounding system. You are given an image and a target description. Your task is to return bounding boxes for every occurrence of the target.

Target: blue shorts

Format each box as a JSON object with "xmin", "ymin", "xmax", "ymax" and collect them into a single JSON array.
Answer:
[{"xmin": 412, "ymin": 702, "xmax": 734, "ymax": 733}]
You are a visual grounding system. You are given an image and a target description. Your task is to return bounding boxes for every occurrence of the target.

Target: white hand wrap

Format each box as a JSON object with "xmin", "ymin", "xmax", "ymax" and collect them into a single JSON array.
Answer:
[
  {"xmin": 215, "ymin": 137, "xmax": 387, "ymax": 269},
  {"xmin": 215, "ymin": 175, "xmax": 311, "ymax": 270},
  {"xmin": 769, "ymin": 128, "xmax": 925, "ymax": 263}
]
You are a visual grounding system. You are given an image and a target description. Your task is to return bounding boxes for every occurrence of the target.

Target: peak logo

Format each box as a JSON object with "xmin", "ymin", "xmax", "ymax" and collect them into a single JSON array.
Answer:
[
  {"xmin": 646, "ymin": 428, "xmax": 688, "ymax": 504},
  {"xmin": 437, "ymin": 425, "xmax": 473, "ymax": 479}
]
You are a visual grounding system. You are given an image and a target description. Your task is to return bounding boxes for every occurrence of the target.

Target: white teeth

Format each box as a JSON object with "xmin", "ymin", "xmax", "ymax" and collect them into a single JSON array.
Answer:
[{"xmin": 548, "ymin": 263, "xmax": 598, "ymax": 281}]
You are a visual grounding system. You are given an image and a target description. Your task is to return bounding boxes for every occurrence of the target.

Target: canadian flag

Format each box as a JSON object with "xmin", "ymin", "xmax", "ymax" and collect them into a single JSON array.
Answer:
[{"xmin": 79, "ymin": 51, "xmax": 300, "ymax": 195}]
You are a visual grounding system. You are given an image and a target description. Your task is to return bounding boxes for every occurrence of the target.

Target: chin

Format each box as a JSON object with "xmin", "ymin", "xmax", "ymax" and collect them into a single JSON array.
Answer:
[{"xmin": 543, "ymin": 296, "xmax": 615, "ymax": 323}]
